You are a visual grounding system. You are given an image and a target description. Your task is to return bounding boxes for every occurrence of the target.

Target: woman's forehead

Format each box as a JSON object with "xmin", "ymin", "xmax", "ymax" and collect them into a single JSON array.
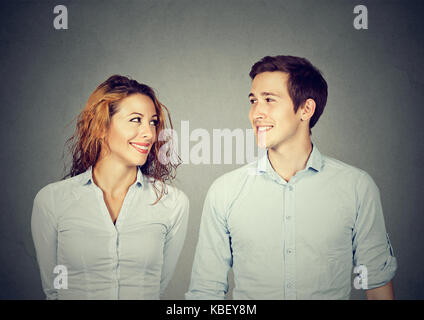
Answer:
[{"xmin": 116, "ymin": 94, "xmax": 157, "ymax": 116}]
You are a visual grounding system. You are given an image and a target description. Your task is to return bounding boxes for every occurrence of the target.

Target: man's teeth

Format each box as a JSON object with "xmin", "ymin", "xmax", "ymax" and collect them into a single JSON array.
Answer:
[{"xmin": 258, "ymin": 126, "xmax": 273, "ymax": 132}]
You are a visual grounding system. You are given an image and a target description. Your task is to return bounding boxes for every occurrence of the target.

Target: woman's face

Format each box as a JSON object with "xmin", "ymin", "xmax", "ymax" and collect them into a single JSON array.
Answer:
[{"xmin": 103, "ymin": 93, "xmax": 158, "ymax": 167}]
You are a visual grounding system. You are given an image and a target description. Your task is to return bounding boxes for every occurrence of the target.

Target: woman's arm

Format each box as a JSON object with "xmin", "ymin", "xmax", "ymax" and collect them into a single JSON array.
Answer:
[
  {"xmin": 31, "ymin": 185, "xmax": 59, "ymax": 300},
  {"xmin": 159, "ymin": 190, "xmax": 189, "ymax": 297}
]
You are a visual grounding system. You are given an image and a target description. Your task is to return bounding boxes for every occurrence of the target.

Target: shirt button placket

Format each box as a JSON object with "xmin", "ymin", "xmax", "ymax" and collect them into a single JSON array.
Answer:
[
  {"xmin": 284, "ymin": 184, "xmax": 296, "ymax": 300},
  {"xmin": 116, "ymin": 230, "xmax": 120, "ymax": 299}
]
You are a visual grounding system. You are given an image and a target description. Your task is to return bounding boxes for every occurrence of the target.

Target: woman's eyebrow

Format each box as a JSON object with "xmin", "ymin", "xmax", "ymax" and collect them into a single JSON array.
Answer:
[{"xmin": 128, "ymin": 112, "xmax": 159, "ymax": 118}]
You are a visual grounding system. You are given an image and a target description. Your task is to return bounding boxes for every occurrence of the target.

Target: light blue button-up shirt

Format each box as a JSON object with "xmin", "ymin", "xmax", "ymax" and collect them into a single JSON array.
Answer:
[
  {"xmin": 31, "ymin": 166, "xmax": 189, "ymax": 300},
  {"xmin": 186, "ymin": 145, "xmax": 397, "ymax": 299}
]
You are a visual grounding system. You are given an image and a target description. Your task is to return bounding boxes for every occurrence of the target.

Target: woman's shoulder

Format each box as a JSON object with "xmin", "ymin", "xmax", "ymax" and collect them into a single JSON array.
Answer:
[
  {"xmin": 160, "ymin": 184, "xmax": 189, "ymax": 223},
  {"xmin": 34, "ymin": 172, "xmax": 88, "ymax": 203},
  {"xmin": 145, "ymin": 179, "xmax": 189, "ymax": 211},
  {"xmin": 161, "ymin": 183, "xmax": 189, "ymax": 206}
]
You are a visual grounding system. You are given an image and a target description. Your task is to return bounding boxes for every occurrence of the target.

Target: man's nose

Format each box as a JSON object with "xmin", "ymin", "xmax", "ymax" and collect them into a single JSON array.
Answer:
[{"xmin": 251, "ymin": 101, "xmax": 267, "ymax": 121}]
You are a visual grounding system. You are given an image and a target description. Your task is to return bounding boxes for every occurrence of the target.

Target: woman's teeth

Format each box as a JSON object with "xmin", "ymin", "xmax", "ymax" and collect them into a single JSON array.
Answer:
[{"xmin": 131, "ymin": 143, "xmax": 149, "ymax": 152}]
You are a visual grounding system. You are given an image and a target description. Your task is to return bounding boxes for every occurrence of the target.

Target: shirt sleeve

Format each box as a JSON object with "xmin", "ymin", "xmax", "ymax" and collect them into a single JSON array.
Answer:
[
  {"xmin": 185, "ymin": 181, "xmax": 233, "ymax": 300},
  {"xmin": 31, "ymin": 185, "xmax": 59, "ymax": 300},
  {"xmin": 160, "ymin": 190, "xmax": 189, "ymax": 297},
  {"xmin": 352, "ymin": 172, "xmax": 397, "ymax": 290}
]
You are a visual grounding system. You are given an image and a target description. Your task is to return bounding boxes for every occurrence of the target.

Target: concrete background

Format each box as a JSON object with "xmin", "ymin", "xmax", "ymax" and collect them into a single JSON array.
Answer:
[{"xmin": 0, "ymin": 0, "xmax": 423, "ymax": 299}]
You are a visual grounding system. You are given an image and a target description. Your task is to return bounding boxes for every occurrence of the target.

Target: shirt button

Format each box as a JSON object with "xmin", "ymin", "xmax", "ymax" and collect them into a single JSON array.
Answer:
[
  {"xmin": 287, "ymin": 249, "xmax": 294, "ymax": 254},
  {"xmin": 286, "ymin": 215, "xmax": 291, "ymax": 220}
]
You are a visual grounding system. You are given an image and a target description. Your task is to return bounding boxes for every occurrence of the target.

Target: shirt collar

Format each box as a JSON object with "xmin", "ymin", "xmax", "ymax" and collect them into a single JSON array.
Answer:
[
  {"xmin": 258, "ymin": 143, "xmax": 323, "ymax": 177},
  {"xmin": 305, "ymin": 144, "xmax": 323, "ymax": 172},
  {"xmin": 79, "ymin": 166, "xmax": 143, "ymax": 187},
  {"xmin": 79, "ymin": 166, "xmax": 93, "ymax": 185}
]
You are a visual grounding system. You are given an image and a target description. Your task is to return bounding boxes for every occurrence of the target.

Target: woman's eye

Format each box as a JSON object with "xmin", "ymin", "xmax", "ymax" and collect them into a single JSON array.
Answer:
[
  {"xmin": 249, "ymin": 99, "xmax": 256, "ymax": 104},
  {"xmin": 150, "ymin": 119, "xmax": 159, "ymax": 126},
  {"xmin": 130, "ymin": 117, "xmax": 141, "ymax": 123},
  {"xmin": 265, "ymin": 98, "xmax": 274, "ymax": 102}
]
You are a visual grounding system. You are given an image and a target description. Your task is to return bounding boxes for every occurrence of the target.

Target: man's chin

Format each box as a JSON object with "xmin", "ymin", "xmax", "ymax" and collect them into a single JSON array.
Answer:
[{"xmin": 256, "ymin": 139, "xmax": 271, "ymax": 149}]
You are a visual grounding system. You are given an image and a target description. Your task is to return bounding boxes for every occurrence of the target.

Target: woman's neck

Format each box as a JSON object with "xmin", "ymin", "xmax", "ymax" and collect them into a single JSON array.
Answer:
[{"xmin": 92, "ymin": 157, "xmax": 137, "ymax": 197}]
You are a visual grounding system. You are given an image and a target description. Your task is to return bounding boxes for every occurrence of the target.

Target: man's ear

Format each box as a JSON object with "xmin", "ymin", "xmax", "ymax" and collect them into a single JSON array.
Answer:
[{"xmin": 300, "ymin": 98, "xmax": 316, "ymax": 122}]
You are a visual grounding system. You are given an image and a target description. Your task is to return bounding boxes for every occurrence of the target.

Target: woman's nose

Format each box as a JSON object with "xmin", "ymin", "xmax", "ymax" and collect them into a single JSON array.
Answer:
[{"xmin": 140, "ymin": 123, "xmax": 154, "ymax": 142}]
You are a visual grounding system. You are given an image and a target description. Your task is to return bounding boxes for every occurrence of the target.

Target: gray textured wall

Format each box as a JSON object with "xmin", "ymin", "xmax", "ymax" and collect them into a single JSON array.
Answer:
[{"xmin": 0, "ymin": 0, "xmax": 423, "ymax": 299}]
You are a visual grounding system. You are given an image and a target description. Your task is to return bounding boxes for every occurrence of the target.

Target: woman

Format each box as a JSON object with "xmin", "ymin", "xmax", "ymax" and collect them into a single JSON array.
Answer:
[{"xmin": 31, "ymin": 75, "xmax": 189, "ymax": 299}]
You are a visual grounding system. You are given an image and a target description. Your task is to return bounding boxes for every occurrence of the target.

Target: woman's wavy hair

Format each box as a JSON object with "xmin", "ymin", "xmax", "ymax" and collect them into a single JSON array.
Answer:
[{"xmin": 63, "ymin": 75, "xmax": 180, "ymax": 204}]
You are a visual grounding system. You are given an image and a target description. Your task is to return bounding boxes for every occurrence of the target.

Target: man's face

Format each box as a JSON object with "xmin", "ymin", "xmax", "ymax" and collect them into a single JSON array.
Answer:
[{"xmin": 248, "ymin": 71, "xmax": 303, "ymax": 150}]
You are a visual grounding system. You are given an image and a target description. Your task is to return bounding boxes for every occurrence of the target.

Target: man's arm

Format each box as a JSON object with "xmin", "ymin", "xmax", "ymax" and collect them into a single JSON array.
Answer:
[
  {"xmin": 366, "ymin": 280, "xmax": 394, "ymax": 300},
  {"xmin": 352, "ymin": 172, "xmax": 397, "ymax": 296},
  {"xmin": 185, "ymin": 181, "xmax": 233, "ymax": 300}
]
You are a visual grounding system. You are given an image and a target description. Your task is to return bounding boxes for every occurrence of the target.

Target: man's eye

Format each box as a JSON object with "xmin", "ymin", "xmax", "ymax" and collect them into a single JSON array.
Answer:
[
  {"xmin": 130, "ymin": 117, "xmax": 141, "ymax": 123},
  {"xmin": 265, "ymin": 98, "xmax": 274, "ymax": 102},
  {"xmin": 150, "ymin": 119, "xmax": 159, "ymax": 126},
  {"xmin": 249, "ymin": 99, "xmax": 256, "ymax": 104}
]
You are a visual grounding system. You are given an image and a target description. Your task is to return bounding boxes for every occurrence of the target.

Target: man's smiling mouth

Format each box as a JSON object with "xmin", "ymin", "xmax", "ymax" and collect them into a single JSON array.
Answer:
[{"xmin": 256, "ymin": 125, "xmax": 273, "ymax": 134}]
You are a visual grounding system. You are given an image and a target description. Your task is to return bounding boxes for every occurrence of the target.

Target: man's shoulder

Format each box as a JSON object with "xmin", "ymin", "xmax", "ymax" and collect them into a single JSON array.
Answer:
[
  {"xmin": 320, "ymin": 154, "xmax": 378, "ymax": 192},
  {"xmin": 209, "ymin": 161, "xmax": 256, "ymax": 191},
  {"xmin": 201, "ymin": 162, "xmax": 257, "ymax": 215},
  {"xmin": 321, "ymin": 154, "xmax": 368, "ymax": 177}
]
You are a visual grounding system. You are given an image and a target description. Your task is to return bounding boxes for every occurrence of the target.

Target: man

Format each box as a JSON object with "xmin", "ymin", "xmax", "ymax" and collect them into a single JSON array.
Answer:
[{"xmin": 185, "ymin": 55, "xmax": 397, "ymax": 299}]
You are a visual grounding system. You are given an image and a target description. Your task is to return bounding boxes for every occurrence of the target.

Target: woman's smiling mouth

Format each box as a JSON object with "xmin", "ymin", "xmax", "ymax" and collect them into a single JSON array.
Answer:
[{"xmin": 130, "ymin": 142, "xmax": 150, "ymax": 154}]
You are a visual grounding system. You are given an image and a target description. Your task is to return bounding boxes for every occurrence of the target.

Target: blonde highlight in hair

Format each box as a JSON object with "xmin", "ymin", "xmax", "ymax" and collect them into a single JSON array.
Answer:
[{"xmin": 63, "ymin": 75, "xmax": 180, "ymax": 204}]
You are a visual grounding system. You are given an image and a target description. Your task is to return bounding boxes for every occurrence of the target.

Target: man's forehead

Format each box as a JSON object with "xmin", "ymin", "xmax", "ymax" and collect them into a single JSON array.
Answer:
[
  {"xmin": 252, "ymin": 71, "xmax": 289, "ymax": 85},
  {"xmin": 250, "ymin": 71, "xmax": 289, "ymax": 95}
]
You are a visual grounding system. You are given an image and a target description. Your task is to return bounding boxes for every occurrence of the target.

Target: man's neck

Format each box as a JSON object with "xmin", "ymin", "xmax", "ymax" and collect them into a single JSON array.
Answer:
[{"xmin": 268, "ymin": 137, "xmax": 313, "ymax": 182}]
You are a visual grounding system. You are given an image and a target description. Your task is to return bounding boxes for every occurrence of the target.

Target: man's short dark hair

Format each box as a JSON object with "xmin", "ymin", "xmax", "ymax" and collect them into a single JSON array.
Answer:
[{"xmin": 249, "ymin": 55, "xmax": 328, "ymax": 129}]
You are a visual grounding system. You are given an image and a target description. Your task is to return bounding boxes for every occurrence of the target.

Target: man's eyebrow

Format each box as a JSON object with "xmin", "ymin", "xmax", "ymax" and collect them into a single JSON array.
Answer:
[
  {"xmin": 260, "ymin": 91, "xmax": 281, "ymax": 97},
  {"xmin": 248, "ymin": 92, "xmax": 281, "ymax": 98}
]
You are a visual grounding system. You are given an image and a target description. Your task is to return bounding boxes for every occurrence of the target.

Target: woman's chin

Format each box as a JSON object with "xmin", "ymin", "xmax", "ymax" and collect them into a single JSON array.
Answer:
[{"xmin": 134, "ymin": 157, "xmax": 148, "ymax": 167}]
